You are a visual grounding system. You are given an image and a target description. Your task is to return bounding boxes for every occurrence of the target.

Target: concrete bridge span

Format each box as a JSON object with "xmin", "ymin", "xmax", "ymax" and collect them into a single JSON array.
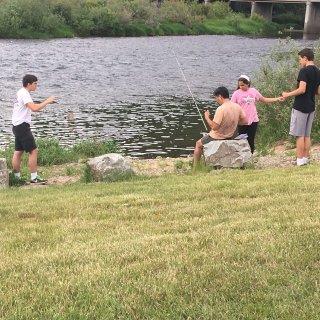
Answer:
[{"xmin": 229, "ymin": 0, "xmax": 320, "ymax": 36}]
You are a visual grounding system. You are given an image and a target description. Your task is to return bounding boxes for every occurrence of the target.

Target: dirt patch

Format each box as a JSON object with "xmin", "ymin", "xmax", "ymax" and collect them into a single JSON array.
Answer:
[{"xmin": 130, "ymin": 157, "xmax": 192, "ymax": 176}]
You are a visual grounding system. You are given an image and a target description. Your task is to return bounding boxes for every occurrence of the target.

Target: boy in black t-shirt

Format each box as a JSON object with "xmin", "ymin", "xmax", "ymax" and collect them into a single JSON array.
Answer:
[{"xmin": 282, "ymin": 48, "xmax": 320, "ymax": 166}]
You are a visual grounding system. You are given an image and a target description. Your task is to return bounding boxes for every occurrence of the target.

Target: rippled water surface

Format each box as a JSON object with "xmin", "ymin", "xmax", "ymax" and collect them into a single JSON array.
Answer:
[{"xmin": 0, "ymin": 35, "xmax": 306, "ymax": 157}]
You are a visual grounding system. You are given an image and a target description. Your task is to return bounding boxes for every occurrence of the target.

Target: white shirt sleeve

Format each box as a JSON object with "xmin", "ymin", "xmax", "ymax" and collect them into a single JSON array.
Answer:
[{"xmin": 20, "ymin": 90, "xmax": 33, "ymax": 106}]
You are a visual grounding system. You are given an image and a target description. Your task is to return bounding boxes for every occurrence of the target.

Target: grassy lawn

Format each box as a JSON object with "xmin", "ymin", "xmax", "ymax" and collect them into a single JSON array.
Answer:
[{"xmin": 1, "ymin": 165, "xmax": 320, "ymax": 319}]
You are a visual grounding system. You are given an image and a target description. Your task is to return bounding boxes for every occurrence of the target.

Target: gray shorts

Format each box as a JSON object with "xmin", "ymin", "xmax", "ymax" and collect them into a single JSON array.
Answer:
[
  {"xmin": 201, "ymin": 134, "xmax": 217, "ymax": 145},
  {"xmin": 289, "ymin": 109, "xmax": 315, "ymax": 137}
]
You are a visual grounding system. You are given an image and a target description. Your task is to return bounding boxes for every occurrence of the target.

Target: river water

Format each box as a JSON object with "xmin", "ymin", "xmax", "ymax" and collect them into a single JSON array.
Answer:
[{"xmin": 0, "ymin": 35, "xmax": 307, "ymax": 158}]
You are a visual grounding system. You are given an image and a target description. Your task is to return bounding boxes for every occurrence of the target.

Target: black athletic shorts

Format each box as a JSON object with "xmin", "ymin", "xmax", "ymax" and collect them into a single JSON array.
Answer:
[{"xmin": 12, "ymin": 122, "xmax": 37, "ymax": 153}]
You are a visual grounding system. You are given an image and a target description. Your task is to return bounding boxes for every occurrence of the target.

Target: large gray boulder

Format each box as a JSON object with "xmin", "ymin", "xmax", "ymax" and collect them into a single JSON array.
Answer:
[
  {"xmin": 203, "ymin": 140, "xmax": 252, "ymax": 168},
  {"xmin": 0, "ymin": 158, "xmax": 9, "ymax": 188},
  {"xmin": 87, "ymin": 153, "xmax": 134, "ymax": 181}
]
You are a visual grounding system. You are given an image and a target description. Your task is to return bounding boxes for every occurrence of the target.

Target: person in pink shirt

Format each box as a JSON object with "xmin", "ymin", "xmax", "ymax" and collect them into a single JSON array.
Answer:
[{"xmin": 231, "ymin": 75, "xmax": 283, "ymax": 153}]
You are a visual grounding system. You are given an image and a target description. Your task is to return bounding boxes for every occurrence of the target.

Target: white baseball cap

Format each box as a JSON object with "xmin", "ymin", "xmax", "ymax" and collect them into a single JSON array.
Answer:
[{"xmin": 239, "ymin": 74, "xmax": 250, "ymax": 82}]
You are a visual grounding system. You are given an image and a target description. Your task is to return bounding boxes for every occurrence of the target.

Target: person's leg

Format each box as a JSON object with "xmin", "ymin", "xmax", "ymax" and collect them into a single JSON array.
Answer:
[
  {"xmin": 193, "ymin": 139, "xmax": 204, "ymax": 165},
  {"xmin": 302, "ymin": 111, "xmax": 315, "ymax": 163},
  {"xmin": 296, "ymin": 136, "xmax": 305, "ymax": 159},
  {"xmin": 290, "ymin": 109, "xmax": 309, "ymax": 165},
  {"xmin": 304, "ymin": 137, "xmax": 311, "ymax": 158},
  {"xmin": 18, "ymin": 126, "xmax": 44, "ymax": 181},
  {"xmin": 28, "ymin": 148, "xmax": 38, "ymax": 173},
  {"xmin": 239, "ymin": 124, "xmax": 256, "ymax": 153},
  {"xmin": 247, "ymin": 122, "xmax": 258, "ymax": 154},
  {"xmin": 12, "ymin": 151, "xmax": 24, "ymax": 174}
]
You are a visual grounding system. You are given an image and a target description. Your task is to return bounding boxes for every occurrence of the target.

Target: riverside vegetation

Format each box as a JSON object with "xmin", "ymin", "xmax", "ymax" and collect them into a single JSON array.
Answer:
[{"xmin": 0, "ymin": 0, "xmax": 281, "ymax": 39}]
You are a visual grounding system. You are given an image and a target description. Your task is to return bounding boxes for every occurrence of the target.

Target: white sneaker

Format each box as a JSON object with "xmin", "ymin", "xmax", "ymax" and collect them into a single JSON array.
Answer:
[
  {"xmin": 296, "ymin": 158, "xmax": 306, "ymax": 166},
  {"xmin": 303, "ymin": 157, "xmax": 309, "ymax": 165}
]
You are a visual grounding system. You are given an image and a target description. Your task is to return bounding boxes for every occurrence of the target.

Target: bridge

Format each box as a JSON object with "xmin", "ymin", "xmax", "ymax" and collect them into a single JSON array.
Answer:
[{"xmin": 229, "ymin": 0, "xmax": 320, "ymax": 36}]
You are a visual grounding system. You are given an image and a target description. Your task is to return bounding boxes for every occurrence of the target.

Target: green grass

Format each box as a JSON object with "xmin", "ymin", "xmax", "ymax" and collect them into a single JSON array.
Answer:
[{"xmin": 1, "ymin": 165, "xmax": 320, "ymax": 319}]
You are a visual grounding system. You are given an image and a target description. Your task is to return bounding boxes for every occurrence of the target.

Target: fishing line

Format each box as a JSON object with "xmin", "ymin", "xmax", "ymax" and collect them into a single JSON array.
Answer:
[{"xmin": 172, "ymin": 49, "xmax": 208, "ymax": 131}]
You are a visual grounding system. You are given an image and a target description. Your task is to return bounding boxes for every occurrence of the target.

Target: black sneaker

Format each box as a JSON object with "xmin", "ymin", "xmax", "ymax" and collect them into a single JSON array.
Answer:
[{"xmin": 30, "ymin": 176, "xmax": 47, "ymax": 184}]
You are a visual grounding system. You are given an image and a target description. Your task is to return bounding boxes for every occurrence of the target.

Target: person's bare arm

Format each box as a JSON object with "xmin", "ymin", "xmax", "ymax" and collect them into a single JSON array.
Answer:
[
  {"xmin": 204, "ymin": 110, "xmax": 220, "ymax": 130},
  {"xmin": 259, "ymin": 96, "xmax": 283, "ymax": 103},
  {"xmin": 282, "ymin": 81, "xmax": 306, "ymax": 99},
  {"xmin": 26, "ymin": 96, "xmax": 56, "ymax": 112}
]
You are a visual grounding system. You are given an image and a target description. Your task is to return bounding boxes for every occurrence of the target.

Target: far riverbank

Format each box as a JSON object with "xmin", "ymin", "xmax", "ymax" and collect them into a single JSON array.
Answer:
[{"xmin": 0, "ymin": 0, "xmax": 283, "ymax": 39}]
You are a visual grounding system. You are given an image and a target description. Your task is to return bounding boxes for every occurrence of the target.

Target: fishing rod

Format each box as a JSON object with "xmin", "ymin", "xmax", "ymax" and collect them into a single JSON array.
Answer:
[{"xmin": 172, "ymin": 49, "xmax": 208, "ymax": 131}]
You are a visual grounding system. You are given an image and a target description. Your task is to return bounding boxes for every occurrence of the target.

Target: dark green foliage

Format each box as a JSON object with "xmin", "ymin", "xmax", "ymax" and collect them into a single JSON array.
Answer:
[
  {"xmin": 8, "ymin": 172, "xmax": 27, "ymax": 187},
  {"xmin": 71, "ymin": 140, "xmax": 118, "ymax": 158},
  {"xmin": 81, "ymin": 164, "xmax": 95, "ymax": 183},
  {"xmin": 0, "ymin": 0, "xmax": 282, "ymax": 38}
]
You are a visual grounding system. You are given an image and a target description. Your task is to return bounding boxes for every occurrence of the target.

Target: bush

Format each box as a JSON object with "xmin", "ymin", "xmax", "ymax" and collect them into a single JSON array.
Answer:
[
  {"xmin": 106, "ymin": 0, "xmax": 133, "ymax": 24},
  {"xmin": 159, "ymin": 0, "xmax": 194, "ymax": 27},
  {"xmin": 15, "ymin": 0, "xmax": 51, "ymax": 30},
  {"xmin": 40, "ymin": 13, "xmax": 66, "ymax": 34},
  {"xmin": 89, "ymin": 6, "xmax": 118, "ymax": 36},
  {"xmin": 130, "ymin": 0, "xmax": 160, "ymax": 27},
  {"xmin": 0, "ymin": 3, "xmax": 22, "ymax": 37},
  {"xmin": 51, "ymin": 0, "xmax": 73, "ymax": 25},
  {"xmin": 207, "ymin": 1, "xmax": 232, "ymax": 19}
]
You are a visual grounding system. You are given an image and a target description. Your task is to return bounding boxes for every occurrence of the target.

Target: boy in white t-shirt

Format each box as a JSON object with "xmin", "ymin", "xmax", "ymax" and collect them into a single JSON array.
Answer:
[{"xmin": 12, "ymin": 74, "xmax": 56, "ymax": 183}]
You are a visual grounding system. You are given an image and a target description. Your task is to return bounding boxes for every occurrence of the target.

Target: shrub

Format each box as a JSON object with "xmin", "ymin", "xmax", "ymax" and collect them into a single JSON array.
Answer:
[
  {"xmin": 40, "ymin": 13, "xmax": 66, "ymax": 34},
  {"xmin": 207, "ymin": 1, "xmax": 232, "ymax": 19},
  {"xmin": 81, "ymin": 164, "xmax": 94, "ymax": 183},
  {"xmin": 89, "ymin": 6, "xmax": 118, "ymax": 36},
  {"xmin": 130, "ymin": 0, "xmax": 161, "ymax": 27},
  {"xmin": 0, "ymin": 3, "xmax": 22, "ymax": 37},
  {"xmin": 159, "ymin": 0, "xmax": 194, "ymax": 27},
  {"xmin": 106, "ymin": 0, "xmax": 133, "ymax": 24},
  {"xmin": 51, "ymin": 0, "xmax": 73, "ymax": 25},
  {"xmin": 15, "ymin": 0, "xmax": 51, "ymax": 30}
]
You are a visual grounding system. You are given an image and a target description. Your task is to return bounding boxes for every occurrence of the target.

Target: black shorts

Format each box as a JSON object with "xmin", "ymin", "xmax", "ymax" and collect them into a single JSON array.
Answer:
[{"xmin": 12, "ymin": 122, "xmax": 37, "ymax": 153}]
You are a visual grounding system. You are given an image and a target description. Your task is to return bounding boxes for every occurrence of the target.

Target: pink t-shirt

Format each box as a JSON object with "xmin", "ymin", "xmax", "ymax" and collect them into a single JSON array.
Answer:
[{"xmin": 231, "ymin": 87, "xmax": 262, "ymax": 125}]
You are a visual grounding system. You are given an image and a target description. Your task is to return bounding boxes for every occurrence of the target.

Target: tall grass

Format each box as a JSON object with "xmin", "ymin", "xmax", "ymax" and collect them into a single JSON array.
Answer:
[
  {"xmin": 254, "ymin": 40, "xmax": 320, "ymax": 150},
  {"xmin": 0, "ymin": 138, "xmax": 119, "ymax": 168},
  {"xmin": 0, "ymin": 0, "xmax": 281, "ymax": 38}
]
